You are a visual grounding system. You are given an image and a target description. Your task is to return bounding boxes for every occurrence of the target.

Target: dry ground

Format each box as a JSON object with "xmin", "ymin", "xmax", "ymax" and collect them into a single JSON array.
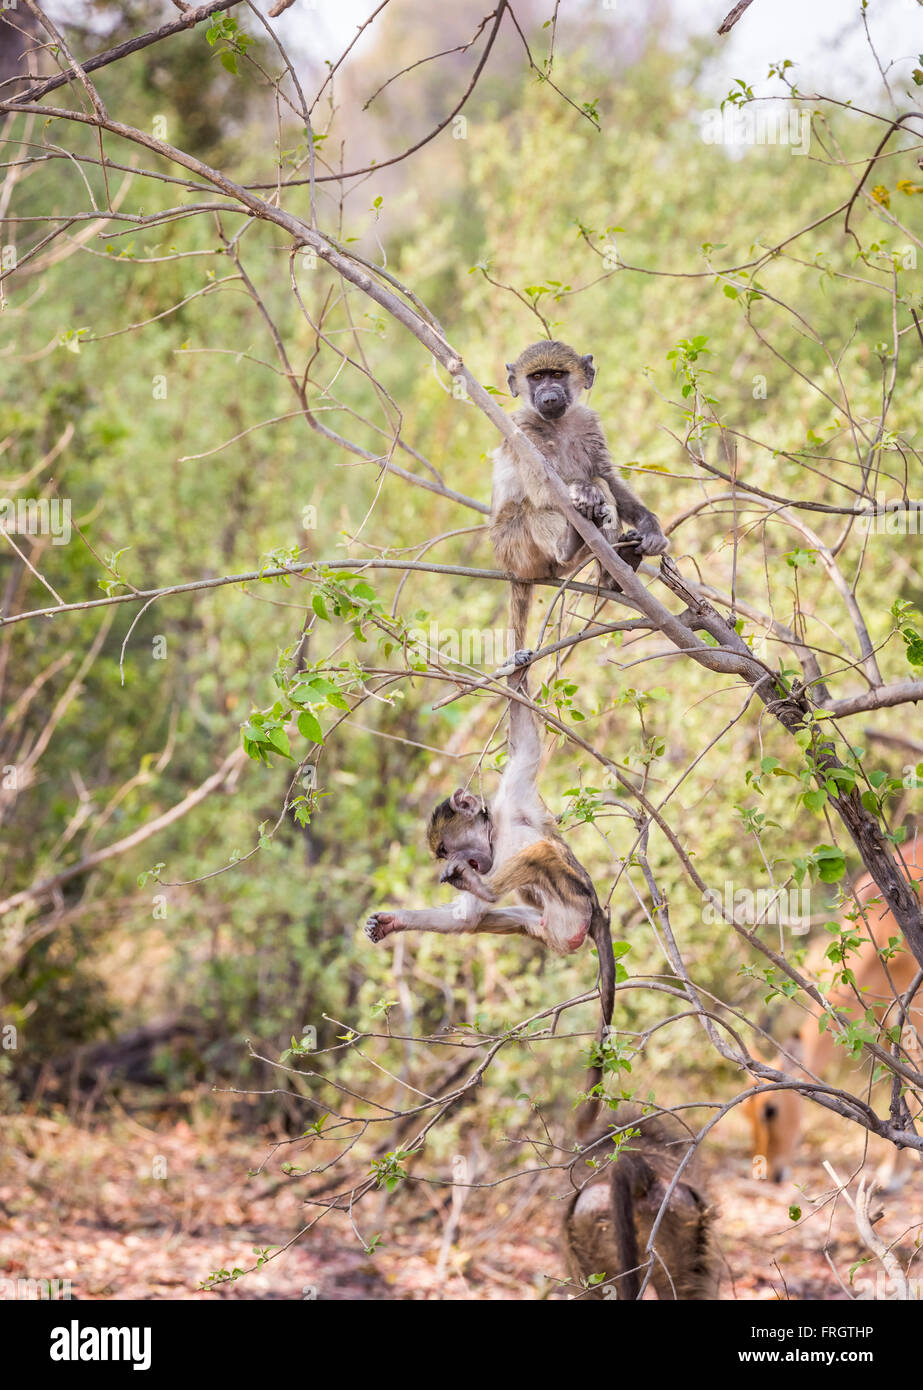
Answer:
[{"xmin": 1, "ymin": 1105, "xmax": 920, "ymax": 1301}]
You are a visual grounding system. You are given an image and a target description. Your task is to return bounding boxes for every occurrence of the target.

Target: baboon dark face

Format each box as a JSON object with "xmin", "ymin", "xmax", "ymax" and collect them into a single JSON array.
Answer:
[
  {"xmin": 426, "ymin": 790, "xmax": 496, "ymax": 899},
  {"xmin": 526, "ymin": 366, "xmax": 572, "ymax": 420},
  {"xmin": 506, "ymin": 340, "xmax": 596, "ymax": 421}
]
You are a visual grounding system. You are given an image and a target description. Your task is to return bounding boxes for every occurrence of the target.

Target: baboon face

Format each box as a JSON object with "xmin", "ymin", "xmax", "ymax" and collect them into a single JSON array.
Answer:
[
  {"xmin": 524, "ymin": 366, "xmax": 573, "ymax": 420},
  {"xmin": 506, "ymin": 340, "xmax": 596, "ymax": 421},
  {"xmin": 426, "ymin": 791, "xmax": 496, "ymax": 899}
]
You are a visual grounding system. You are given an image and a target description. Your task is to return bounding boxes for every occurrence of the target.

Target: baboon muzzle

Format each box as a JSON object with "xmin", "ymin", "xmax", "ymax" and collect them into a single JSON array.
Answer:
[
  {"xmin": 440, "ymin": 856, "xmax": 497, "ymax": 901},
  {"xmin": 535, "ymin": 386, "xmax": 568, "ymax": 418}
]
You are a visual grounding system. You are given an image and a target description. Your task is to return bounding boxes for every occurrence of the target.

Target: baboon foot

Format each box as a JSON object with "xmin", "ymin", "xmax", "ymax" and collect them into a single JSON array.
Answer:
[{"xmin": 615, "ymin": 528, "xmax": 644, "ymax": 571}]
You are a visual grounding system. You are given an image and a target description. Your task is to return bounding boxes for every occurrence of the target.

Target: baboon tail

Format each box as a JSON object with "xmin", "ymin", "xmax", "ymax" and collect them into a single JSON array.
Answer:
[
  {"xmin": 611, "ymin": 1159, "xmax": 642, "ymax": 1301},
  {"xmin": 509, "ymin": 580, "xmax": 533, "ymax": 656},
  {"xmin": 576, "ymin": 904, "xmax": 615, "ymax": 1141},
  {"xmin": 590, "ymin": 901, "xmax": 614, "ymax": 1030}
]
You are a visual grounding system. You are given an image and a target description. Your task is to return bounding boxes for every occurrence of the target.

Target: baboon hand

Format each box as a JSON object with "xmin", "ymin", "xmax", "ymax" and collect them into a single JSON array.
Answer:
[
  {"xmin": 569, "ymin": 481, "xmax": 612, "ymax": 527},
  {"xmin": 512, "ymin": 648, "xmax": 535, "ymax": 668},
  {"xmin": 636, "ymin": 522, "xmax": 670, "ymax": 555},
  {"xmin": 365, "ymin": 911, "xmax": 400, "ymax": 942}
]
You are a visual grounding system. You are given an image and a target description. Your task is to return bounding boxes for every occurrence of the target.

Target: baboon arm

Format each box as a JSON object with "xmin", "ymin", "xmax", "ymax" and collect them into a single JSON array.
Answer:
[
  {"xmin": 395, "ymin": 900, "xmax": 485, "ymax": 932},
  {"xmin": 592, "ymin": 455, "xmax": 667, "ymax": 549},
  {"xmin": 374, "ymin": 901, "xmax": 542, "ymax": 936},
  {"xmin": 473, "ymin": 905, "xmax": 543, "ymax": 933}
]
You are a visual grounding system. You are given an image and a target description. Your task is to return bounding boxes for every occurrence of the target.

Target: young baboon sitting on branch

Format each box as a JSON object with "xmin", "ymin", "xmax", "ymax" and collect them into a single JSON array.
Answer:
[{"xmin": 490, "ymin": 339, "xmax": 669, "ymax": 653}]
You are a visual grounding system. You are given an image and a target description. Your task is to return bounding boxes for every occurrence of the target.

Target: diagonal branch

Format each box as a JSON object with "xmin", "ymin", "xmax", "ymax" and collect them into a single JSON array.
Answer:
[
  {"xmin": 717, "ymin": 0, "xmax": 756, "ymax": 35},
  {"xmin": 1, "ymin": 0, "xmax": 245, "ymax": 105},
  {"xmin": 0, "ymin": 746, "xmax": 246, "ymax": 920}
]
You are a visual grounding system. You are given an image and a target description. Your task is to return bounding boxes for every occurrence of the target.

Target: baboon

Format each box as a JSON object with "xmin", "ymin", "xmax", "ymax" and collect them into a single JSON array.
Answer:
[
  {"xmin": 564, "ymin": 1109, "xmax": 718, "ymax": 1300},
  {"xmin": 365, "ymin": 668, "xmax": 615, "ymax": 1030},
  {"xmin": 490, "ymin": 340, "xmax": 669, "ymax": 652}
]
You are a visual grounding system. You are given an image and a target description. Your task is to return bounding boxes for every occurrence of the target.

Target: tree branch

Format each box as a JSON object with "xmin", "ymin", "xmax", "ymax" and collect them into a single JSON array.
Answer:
[
  {"xmin": 718, "ymin": 0, "xmax": 756, "ymax": 35},
  {"xmin": 0, "ymin": 746, "xmax": 246, "ymax": 920},
  {"xmin": 2, "ymin": 0, "xmax": 245, "ymax": 105}
]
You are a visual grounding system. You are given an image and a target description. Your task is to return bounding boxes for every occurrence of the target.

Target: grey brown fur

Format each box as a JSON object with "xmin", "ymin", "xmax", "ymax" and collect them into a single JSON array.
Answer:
[
  {"xmin": 564, "ymin": 1109, "xmax": 718, "ymax": 1301},
  {"xmin": 490, "ymin": 341, "xmax": 668, "ymax": 651},
  {"xmin": 365, "ymin": 668, "xmax": 615, "ymax": 1032}
]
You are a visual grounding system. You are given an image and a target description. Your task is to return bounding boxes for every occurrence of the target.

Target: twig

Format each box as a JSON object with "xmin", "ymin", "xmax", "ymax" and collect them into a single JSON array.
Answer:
[
  {"xmin": 2, "ymin": 0, "xmax": 244, "ymax": 105},
  {"xmin": 718, "ymin": 0, "xmax": 756, "ymax": 35}
]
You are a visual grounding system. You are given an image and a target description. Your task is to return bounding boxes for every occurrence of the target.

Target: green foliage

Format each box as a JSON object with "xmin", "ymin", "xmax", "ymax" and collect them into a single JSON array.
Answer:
[
  {"xmin": 892, "ymin": 599, "xmax": 923, "ymax": 667},
  {"xmin": 205, "ymin": 15, "xmax": 254, "ymax": 77},
  {"xmin": 370, "ymin": 1149, "xmax": 412, "ymax": 1192},
  {"xmin": 3, "ymin": 12, "xmax": 921, "ymax": 1144}
]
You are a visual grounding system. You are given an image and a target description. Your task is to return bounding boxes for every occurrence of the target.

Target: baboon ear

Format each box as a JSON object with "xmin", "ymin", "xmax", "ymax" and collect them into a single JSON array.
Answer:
[
  {"xmin": 450, "ymin": 788, "xmax": 480, "ymax": 816},
  {"xmin": 580, "ymin": 353, "xmax": 596, "ymax": 389},
  {"xmin": 506, "ymin": 363, "xmax": 519, "ymax": 397}
]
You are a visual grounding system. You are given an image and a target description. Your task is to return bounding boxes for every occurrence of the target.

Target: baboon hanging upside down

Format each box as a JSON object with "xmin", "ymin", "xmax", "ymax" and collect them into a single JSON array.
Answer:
[{"xmin": 365, "ymin": 666, "xmax": 615, "ymax": 1032}]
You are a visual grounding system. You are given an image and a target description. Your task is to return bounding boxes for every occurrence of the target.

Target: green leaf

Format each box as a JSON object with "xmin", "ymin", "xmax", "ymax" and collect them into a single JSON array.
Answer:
[
  {"xmin": 306, "ymin": 676, "xmax": 338, "ymax": 695},
  {"xmin": 784, "ymin": 547, "xmax": 817, "ymax": 569},
  {"xmin": 219, "ymin": 50, "xmax": 238, "ymax": 74},
  {"xmin": 266, "ymin": 727, "xmax": 292, "ymax": 759},
  {"xmin": 312, "ymin": 593, "xmax": 330, "ymax": 622},
  {"xmin": 298, "ymin": 710, "xmax": 323, "ymax": 744},
  {"xmin": 814, "ymin": 845, "xmax": 846, "ymax": 883},
  {"xmin": 241, "ymin": 721, "xmax": 270, "ymax": 745}
]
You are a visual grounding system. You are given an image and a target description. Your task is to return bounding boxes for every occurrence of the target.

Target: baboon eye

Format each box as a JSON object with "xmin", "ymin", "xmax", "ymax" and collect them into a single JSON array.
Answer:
[{"xmin": 436, "ymin": 844, "xmax": 446, "ymax": 858}]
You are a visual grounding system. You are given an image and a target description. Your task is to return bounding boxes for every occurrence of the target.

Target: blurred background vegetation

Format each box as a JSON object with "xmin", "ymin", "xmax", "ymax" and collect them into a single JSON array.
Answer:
[{"xmin": 1, "ymin": 0, "xmax": 921, "ymax": 1178}]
